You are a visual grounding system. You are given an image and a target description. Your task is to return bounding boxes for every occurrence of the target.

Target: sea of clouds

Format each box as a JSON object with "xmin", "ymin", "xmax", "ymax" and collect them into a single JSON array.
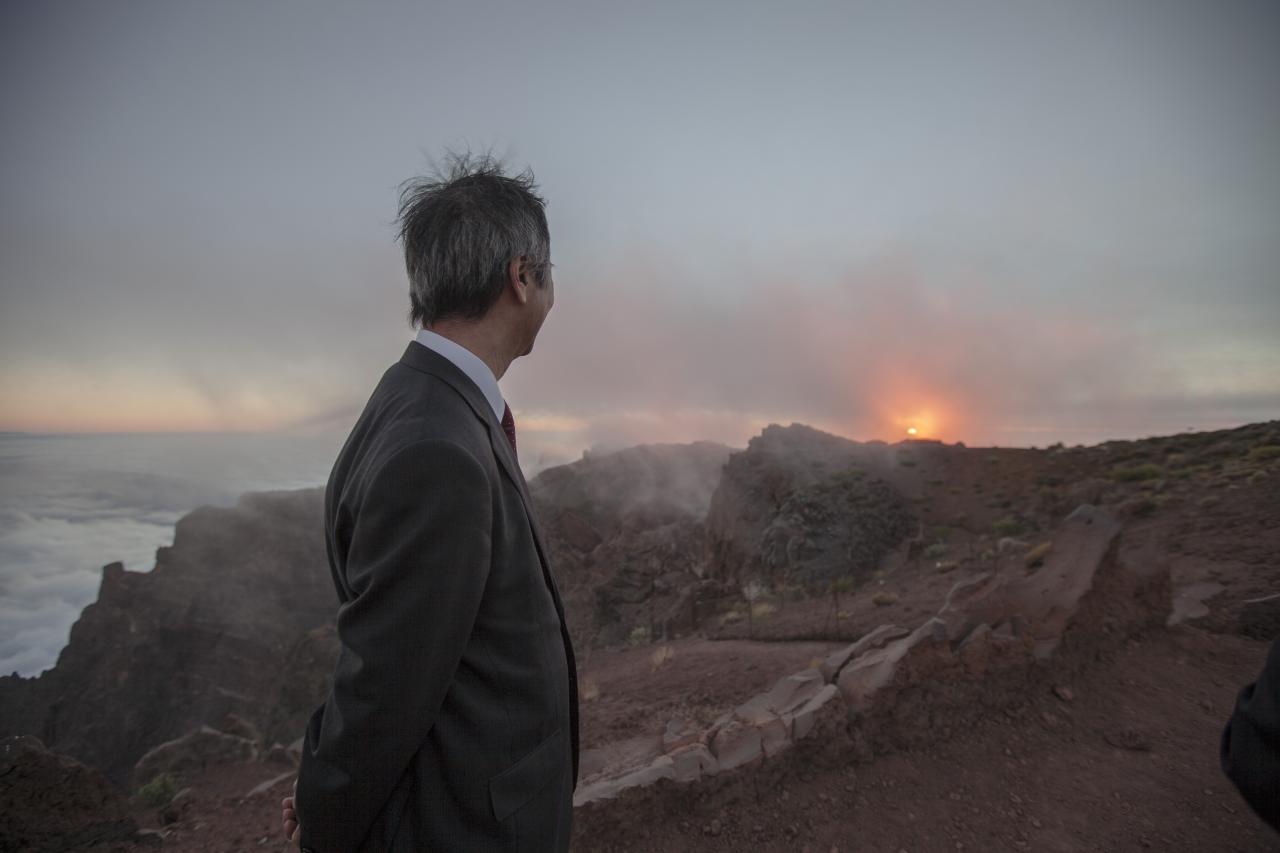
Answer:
[{"xmin": 0, "ymin": 430, "xmax": 345, "ymax": 678}]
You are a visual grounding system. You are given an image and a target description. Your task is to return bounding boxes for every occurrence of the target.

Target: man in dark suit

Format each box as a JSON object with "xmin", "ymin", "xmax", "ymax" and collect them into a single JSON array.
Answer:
[
  {"xmin": 1220, "ymin": 635, "xmax": 1280, "ymax": 833},
  {"xmin": 282, "ymin": 153, "xmax": 579, "ymax": 852}
]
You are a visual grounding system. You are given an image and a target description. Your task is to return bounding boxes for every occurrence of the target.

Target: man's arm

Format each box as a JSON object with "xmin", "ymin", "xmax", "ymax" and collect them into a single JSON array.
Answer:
[
  {"xmin": 1220, "ymin": 636, "xmax": 1280, "ymax": 834},
  {"xmin": 296, "ymin": 439, "xmax": 492, "ymax": 852}
]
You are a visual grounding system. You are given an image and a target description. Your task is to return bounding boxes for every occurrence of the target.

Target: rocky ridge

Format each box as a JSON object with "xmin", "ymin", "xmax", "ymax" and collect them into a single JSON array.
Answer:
[{"xmin": 1, "ymin": 420, "xmax": 1277, "ymax": 852}]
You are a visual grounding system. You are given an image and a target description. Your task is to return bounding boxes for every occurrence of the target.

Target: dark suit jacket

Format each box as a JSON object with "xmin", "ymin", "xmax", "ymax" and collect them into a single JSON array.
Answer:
[
  {"xmin": 296, "ymin": 340, "xmax": 580, "ymax": 852},
  {"xmin": 1220, "ymin": 636, "xmax": 1280, "ymax": 834}
]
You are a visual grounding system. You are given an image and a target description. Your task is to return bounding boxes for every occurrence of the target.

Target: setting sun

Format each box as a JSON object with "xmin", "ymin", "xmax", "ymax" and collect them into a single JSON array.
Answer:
[{"xmin": 906, "ymin": 426, "xmax": 918, "ymax": 436}]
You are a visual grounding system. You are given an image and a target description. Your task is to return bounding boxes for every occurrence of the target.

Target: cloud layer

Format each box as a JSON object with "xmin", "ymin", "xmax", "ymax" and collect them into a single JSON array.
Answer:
[{"xmin": 505, "ymin": 252, "xmax": 1279, "ymax": 462}]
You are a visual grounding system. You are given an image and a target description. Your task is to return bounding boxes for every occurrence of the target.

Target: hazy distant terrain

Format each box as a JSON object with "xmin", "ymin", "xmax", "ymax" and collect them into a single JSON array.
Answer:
[{"xmin": 0, "ymin": 430, "xmax": 346, "ymax": 678}]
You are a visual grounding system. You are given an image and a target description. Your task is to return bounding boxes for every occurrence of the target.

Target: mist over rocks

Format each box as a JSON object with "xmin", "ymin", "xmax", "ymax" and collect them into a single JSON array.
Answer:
[
  {"xmin": 705, "ymin": 423, "xmax": 915, "ymax": 588},
  {"xmin": 531, "ymin": 440, "xmax": 733, "ymax": 534},
  {"xmin": 0, "ymin": 489, "xmax": 331, "ymax": 787},
  {"xmin": 531, "ymin": 441, "xmax": 734, "ymax": 647}
]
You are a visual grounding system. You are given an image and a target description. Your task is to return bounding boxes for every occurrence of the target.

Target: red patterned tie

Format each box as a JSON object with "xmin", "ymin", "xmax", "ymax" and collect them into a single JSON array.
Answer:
[{"xmin": 501, "ymin": 402, "xmax": 517, "ymax": 458}]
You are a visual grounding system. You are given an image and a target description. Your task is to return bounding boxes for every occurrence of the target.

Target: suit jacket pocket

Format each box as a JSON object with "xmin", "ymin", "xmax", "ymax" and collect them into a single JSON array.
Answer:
[{"xmin": 488, "ymin": 726, "xmax": 566, "ymax": 823}]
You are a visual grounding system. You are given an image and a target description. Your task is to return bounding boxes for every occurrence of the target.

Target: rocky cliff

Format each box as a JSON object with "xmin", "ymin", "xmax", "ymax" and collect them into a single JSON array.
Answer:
[
  {"xmin": 531, "ymin": 441, "xmax": 733, "ymax": 647},
  {"xmin": 0, "ymin": 489, "xmax": 333, "ymax": 787},
  {"xmin": 705, "ymin": 424, "xmax": 916, "ymax": 588},
  {"xmin": 0, "ymin": 441, "xmax": 737, "ymax": 790}
]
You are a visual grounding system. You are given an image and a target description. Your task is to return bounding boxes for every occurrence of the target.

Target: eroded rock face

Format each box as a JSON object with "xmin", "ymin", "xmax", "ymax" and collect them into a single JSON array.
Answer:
[
  {"xmin": 705, "ymin": 424, "xmax": 915, "ymax": 588},
  {"xmin": 0, "ymin": 735, "xmax": 139, "ymax": 852},
  {"xmin": 573, "ymin": 754, "xmax": 678, "ymax": 806},
  {"xmin": 588, "ymin": 520, "xmax": 707, "ymax": 646},
  {"xmin": 0, "ymin": 489, "xmax": 331, "ymax": 787},
  {"xmin": 531, "ymin": 442, "xmax": 733, "ymax": 647},
  {"xmin": 819, "ymin": 624, "xmax": 910, "ymax": 683},
  {"xmin": 940, "ymin": 504, "xmax": 1124, "ymax": 659},
  {"xmin": 709, "ymin": 718, "xmax": 766, "ymax": 771}
]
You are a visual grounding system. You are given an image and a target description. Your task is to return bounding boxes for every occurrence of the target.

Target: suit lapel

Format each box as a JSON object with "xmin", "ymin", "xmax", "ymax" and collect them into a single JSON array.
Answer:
[{"xmin": 398, "ymin": 342, "xmax": 567, "ymax": 617}]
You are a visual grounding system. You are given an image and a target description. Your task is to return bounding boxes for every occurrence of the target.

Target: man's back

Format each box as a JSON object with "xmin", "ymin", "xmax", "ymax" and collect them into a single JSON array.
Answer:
[{"xmin": 296, "ymin": 340, "xmax": 579, "ymax": 852}]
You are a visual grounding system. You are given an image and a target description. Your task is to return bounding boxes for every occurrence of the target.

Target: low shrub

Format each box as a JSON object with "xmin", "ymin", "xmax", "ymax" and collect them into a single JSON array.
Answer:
[
  {"xmin": 136, "ymin": 772, "xmax": 177, "ymax": 809},
  {"xmin": 1111, "ymin": 463, "xmax": 1165, "ymax": 482},
  {"xmin": 992, "ymin": 516, "xmax": 1023, "ymax": 536}
]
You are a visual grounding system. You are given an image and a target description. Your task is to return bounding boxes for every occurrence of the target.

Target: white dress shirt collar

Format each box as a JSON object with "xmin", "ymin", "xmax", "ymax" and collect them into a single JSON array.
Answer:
[{"xmin": 412, "ymin": 328, "xmax": 507, "ymax": 423}]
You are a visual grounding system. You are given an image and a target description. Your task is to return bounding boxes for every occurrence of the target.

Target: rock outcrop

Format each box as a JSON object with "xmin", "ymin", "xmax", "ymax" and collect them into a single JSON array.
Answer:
[
  {"xmin": 532, "ymin": 441, "xmax": 733, "ymax": 646},
  {"xmin": 705, "ymin": 424, "xmax": 915, "ymax": 588},
  {"xmin": 0, "ymin": 735, "xmax": 140, "ymax": 852},
  {"xmin": 0, "ymin": 489, "xmax": 332, "ymax": 787}
]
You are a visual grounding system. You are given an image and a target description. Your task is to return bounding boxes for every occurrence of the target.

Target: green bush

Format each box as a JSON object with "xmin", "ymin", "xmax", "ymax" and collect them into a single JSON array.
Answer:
[
  {"xmin": 627, "ymin": 624, "xmax": 651, "ymax": 647},
  {"xmin": 1110, "ymin": 463, "xmax": 1165, "ymax": 482},
  {"xmin": 1249, "ymin": 445, "xmax": 1280, "ymax": 461},
  {"xmin": 992, "ymin": 516, "xmax": 1023, "ymax": 536},
  {"xmin": 137, "ymin": 772, "xmax": 177, "ymax": 809},
  {"xmin": 922, "ymin": 543, "xmax": 948, "ymax": 559},
  {"xmin": 830, "ymin": 576, "xmax": 856, "ymax": 595}
]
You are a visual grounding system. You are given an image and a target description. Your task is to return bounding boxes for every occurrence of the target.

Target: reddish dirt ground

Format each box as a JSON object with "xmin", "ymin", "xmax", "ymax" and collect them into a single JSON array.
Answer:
[
  {"xmin": 84, "ymin": 624, "xmax": 1275, "ymax": 853},
  {"xmin": 569, "ymin": 625, "xmax": 1277, "ymax": 853},
  {"xmin": 576, "ymin": 637, "xmax": 845, "ymax": 750}
]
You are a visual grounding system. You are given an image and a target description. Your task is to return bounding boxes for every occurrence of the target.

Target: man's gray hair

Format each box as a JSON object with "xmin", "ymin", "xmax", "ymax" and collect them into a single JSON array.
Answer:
[{"xmin": 396, "ymin": 151, "xmax": 551, "ymax": 327}]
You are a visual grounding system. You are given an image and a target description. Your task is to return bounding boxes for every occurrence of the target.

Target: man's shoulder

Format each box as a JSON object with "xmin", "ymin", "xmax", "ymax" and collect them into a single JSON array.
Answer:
[
  {"xmin": 372, "ymin": 375, "xmax": 491, "ymax": 462},
  {"xmin": 332, "ymin": 362, "xmax": 497, "ymax": 499}
]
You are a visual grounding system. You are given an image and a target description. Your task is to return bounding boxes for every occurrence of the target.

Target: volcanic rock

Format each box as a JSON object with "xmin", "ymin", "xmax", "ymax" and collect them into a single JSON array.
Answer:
[{"xmin": 0, "ymin": 735, "xmax": 139, "ymax": 852}]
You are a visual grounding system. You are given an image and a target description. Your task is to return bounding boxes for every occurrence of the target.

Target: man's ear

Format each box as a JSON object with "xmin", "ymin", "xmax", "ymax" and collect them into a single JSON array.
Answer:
[{"xmin": 507, "ymin": 257, "xmax": 530, "ymax": 304}]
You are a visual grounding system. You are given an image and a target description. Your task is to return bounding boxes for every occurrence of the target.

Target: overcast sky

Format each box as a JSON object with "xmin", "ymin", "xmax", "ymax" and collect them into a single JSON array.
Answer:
[{"xmin": 2, "ymin": 0, "xmax": 1277, "ymax": 467}]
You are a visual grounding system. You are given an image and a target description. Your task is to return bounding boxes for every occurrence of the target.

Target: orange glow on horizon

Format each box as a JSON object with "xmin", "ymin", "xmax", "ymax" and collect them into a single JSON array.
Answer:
[
  {"xmin": 852, "ymin": 371, "xmax": 968, "ymax": 444},
  {"xmin": 0, "ymin": 365, "xmax": 331, "ymax": 433}
]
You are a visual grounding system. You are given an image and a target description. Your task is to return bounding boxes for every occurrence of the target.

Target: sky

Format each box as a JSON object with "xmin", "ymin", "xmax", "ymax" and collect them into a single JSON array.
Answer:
[{"xmin": 2, "ymin": 0, "xmax": 1278, "ymax": 470}]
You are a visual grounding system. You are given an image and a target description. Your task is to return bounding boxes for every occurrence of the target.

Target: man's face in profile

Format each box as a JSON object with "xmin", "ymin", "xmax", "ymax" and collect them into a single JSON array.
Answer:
[{"xmin": 524, "ymin": 260, "xmax": 554, "ymax": 355}]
